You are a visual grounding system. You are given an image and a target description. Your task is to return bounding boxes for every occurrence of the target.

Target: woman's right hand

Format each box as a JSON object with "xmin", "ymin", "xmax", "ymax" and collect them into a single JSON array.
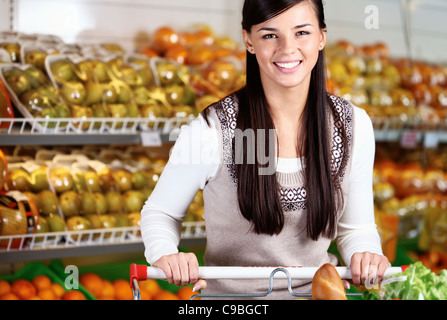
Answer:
[{"xmin": 152, "ymin": 252, "xmax": 207, "ymax": 292}]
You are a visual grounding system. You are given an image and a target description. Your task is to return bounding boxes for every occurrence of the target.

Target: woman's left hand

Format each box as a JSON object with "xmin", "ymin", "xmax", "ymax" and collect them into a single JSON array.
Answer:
[{"xmin": 344, "ymin": 252, "xmax": 391, "ymax": 289}]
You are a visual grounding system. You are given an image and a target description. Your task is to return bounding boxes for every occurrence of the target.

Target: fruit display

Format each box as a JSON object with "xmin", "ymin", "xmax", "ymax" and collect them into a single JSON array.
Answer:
[
  {"xmin": 0, "ymin": 64, "xmax": 70, "ymax": 130},
  {"xmin": 373, "ymin": 144, "xmax": 447, "ymax": 259},
  {"xmin": 0, "ymin": 26, "xmax": 246, "ymax": 133},
  {"xmin": 0, "ymin": 146, "xmax": 204, "ymax": 249},
  {"xmin": 326, "ymin": 40, "xmax": 447, "ymax": 131}
]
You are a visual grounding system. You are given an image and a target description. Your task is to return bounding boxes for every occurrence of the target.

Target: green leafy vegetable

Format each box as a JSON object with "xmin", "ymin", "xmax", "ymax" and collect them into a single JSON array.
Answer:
[{"xmin": 380, "ymin": 262, "xmax": 447, "ymax": 300}]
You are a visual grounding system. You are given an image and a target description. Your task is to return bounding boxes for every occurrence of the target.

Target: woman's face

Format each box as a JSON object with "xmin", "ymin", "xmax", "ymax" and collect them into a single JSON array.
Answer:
[{"xmin": 243, "ymin": 1, "xmax": 326, "ymax": 91}]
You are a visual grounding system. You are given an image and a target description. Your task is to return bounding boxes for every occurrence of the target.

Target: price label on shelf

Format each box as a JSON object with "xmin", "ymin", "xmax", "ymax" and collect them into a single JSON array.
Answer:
[
  {"xmin": 423, "ymin": 131, "xmax": 440, "ymax": 149},
  {"xmin": 140, "ymin": 131, "xmax": 162, "ymax": 147},
  {"xmin": 400, "ymin": 130, "xmax": 420, "ymax": 148}
]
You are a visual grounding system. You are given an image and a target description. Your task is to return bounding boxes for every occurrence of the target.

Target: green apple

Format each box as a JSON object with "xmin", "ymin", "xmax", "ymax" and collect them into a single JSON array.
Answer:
[
  {"xmin": 37, "ymin": 189, "xmax": 59, "ymax": 216},
  {"xmin": 93, "ymin": 192, "xmax": 107, "ymax": 215},
  {"xmin": 79, "ymin": 191, "xmax": 97, "ymax": 215},
  {"xmin": 123, "ymin": 190, "xmax": 145, "ymax": 213},
  {"xmin": 84, "ymin": 81, "xmax": 104, "ymax": 105},
  {"xmin": 49, "ymin": 168, "xmax": 74, "ymax": 193},
  {"xmin": 35, "ymin": 216, "xmax": 49, "ymax": 242},
  {"xmin": 109, "ymin": 213, "xmax": 129, "ymax": 227},
  {"xmin": 105, "ymin": 190, "xmax": 123, "ymax": 213},
  {"xmin": 101, "ymin": 83, "xmax": 117, "ymax": 104},
  {"xmin": 60, "ymin": 81, "xmax": 87, "ymax": 105},
  {"xmin": 66, "ymin": 215, "xmax": 92, "ymax": 241},
  {"xmin": 59, "ymin": 190, "xmax": 82, "ymax": 217},
  {"xmin": 131, "ymin": 170, "xmax": 148, "ymax": 190},
  {"xmin": 6, "ymin": 73, "xmax": 31, "ymax": 96},
  {"xmin": 138, "ymin": 68, "xmax": 154, "ymax": 87},
  {"xmin": 84, "ymin": 170, "xmax": 101, "ymax": 193},
  {"xmin": 5, "ymin": 168, "xmax": 31, "ymax": 192},
  {"xmin": 112, "ymin": 169, "xmax": 133, "ymax": 192},
  {"xmin": 165, "ymin": 84, "xmax": 185, "ymax": 106},
  {"xmin": 70, "ymin": 105, "xmax": 94, "ymax": 131},
  {"xmin": 115, "ymin": 82, "xmax": 132, "ymax": 104},
  {"xmin": 156, "ymin": 61, "xmax": 178, "ymax": 86},
  {"xmin": 99, "ymin": 215, "xmax": 117, "ymax": 238},
  {"xmin": 98, "ymin": 168, "xmax": 115, "ymax": 191},
  {"xmin": 46, "ymin": 213, "xmax": 66, "ymax": 232},
  {"xmin": 0, "ymin": 42, "xmax": 20, "ymax": 62},
  {"xmin": 92, "ymin": 61, "xmax": 110, "ymax": 83},
  {"xmin": 85, "ymin": 214, "xmax": 102, "ymax": 230},
  {"xmin": 139, "ymin": 103, "xmax": 163, "ymax": 120},
  {"xmin": 29, "ymin": 167, "xmax": 49, "ymax": 192},
  {"xmin": 51, "ymin": 60, "xmax": 76, "ymax": 83}
]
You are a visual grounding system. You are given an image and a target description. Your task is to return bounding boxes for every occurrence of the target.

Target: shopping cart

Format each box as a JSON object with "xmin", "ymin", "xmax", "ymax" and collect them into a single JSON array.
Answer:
[{"xmin": 129, "ymin": 264, "xmax": 407, "ymax": 300}]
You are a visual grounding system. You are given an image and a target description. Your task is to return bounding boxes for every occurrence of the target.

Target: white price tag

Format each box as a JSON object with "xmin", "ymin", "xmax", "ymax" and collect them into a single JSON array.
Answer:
[
  {"xmin": 423, "ymin": 131, "xmax": 439, "ymax": 149},
  {"xmin": 140, "ymin": 131, "xmax": 162, "ymax": 147}
]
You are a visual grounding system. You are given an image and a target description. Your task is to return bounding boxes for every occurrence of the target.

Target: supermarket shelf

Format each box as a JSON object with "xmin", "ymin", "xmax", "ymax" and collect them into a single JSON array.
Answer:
[
  {"xmin": 0, "ymin": 117, "xmax": 189, "ymax": 146},
  {"xmin": 0, "ymin": 222, "xmax": 206, "ymax": 263},
  {"xmin": 374, "ymin": 129, "xmax": 447, "ymax": 145}
]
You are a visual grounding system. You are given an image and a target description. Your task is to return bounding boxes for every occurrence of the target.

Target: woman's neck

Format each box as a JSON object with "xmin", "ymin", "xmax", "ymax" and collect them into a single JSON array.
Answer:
[
  {"xmin": 263, "ymin": 81, "xmax": 309, "ymax": 125},
  {"xmin": 261, "ymin": 78, "xmax": 310, "ymax": 159}
]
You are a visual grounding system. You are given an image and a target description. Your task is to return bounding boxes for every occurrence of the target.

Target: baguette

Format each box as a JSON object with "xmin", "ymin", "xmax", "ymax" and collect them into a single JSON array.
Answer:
[{"xmin": 312, "ymin": 263, "xmax": 347, "ymax": 300}]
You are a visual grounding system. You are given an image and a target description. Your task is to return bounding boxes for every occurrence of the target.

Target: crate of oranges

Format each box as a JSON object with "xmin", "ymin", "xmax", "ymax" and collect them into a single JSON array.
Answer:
[
  {"xmin": 0, "ymin": 261, "xmax": 93, "ymax": 300},
  {"xmin": 48, "ymin": 259, "xmax": 196, "ymax": 300}
]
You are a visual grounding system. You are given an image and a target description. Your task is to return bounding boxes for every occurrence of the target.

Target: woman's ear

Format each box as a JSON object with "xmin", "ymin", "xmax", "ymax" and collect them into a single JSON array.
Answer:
[
  {"xmin": 319, "ymin": 28, "xmax": 327, "ymax": 51},
  {"xmin": 242, "ymin": 30, "xmax": 255, "ymax": 54}
]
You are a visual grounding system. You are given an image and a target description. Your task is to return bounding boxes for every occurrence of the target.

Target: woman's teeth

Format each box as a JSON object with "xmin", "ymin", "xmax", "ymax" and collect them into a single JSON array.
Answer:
[{"xmin": 275, "ymin": 61, "xmax": 301, "ymax": 69}]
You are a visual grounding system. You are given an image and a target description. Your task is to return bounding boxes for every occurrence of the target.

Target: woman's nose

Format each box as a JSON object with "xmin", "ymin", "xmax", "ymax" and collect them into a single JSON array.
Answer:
[{"xmin": 278, "ymin": 36, "xmax": 298, "ymax": 55}]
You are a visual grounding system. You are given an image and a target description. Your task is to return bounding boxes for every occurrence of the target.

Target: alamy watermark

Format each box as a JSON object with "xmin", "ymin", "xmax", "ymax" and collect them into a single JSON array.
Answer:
[
  {"xmin": 365, "ymin": 5, "xmax": 380, "ymax": 30},
  {"xmin": 168, "ymin": 121, "xmax": 277, "ymax": 176}
]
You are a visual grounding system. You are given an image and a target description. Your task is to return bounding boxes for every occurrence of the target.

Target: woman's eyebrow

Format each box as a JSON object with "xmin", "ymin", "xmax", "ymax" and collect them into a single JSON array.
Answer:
[{"xmin": 256, "ymin": 24, "xmax": 313, "ymax": 32}]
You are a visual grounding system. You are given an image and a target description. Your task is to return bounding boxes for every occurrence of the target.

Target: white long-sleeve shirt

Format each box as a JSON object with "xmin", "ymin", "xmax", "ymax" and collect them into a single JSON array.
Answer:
[{"xmin": 140, "ymin": 103, "xmax": 383, "ymax": 267}]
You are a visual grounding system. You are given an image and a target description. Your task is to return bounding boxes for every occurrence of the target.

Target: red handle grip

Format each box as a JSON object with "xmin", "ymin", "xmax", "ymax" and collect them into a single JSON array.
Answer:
[{"xmin": 130, "ymin": 264, "xmax": 147, "ymax": 287}]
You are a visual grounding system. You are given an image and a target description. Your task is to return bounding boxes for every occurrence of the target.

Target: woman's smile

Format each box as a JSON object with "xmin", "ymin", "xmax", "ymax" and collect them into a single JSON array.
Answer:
[{"xmin": 274, "ymin": 60, "xmax": 303, "ymax": 73}]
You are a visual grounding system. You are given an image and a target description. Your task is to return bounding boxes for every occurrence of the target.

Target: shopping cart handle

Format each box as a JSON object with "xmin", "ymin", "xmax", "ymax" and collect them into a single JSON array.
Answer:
[{"xmin": 130, "ymin": 264, "xmax": 407, "ymax": 282}]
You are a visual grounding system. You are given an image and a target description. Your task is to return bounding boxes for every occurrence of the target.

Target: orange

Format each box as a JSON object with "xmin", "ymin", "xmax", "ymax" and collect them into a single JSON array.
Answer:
[
  {"xmin": 165, "ymin": 44, "xmax": 189, "ymax": 65},
  {"xmin": 99, "ymin": 279, "xmax": 115, "ymax": 300},
  {"xmin": 62, "ymin": 290, "xmax": 86, "ymax": 300},
  {"xmin": 113, "ymin": 279, "xmax": 133, "ymax": 300},
  {"xmin": 79, "ymin": 273, "xmax": 104, "ymax": 299},
  {"xmin": 140, "ymin": 46, "xmax": 159, "ymax": 59},
  {"xmin": 192, "ymin": 29, "xmax": 214, "ymax": 47},
  {"xmin": 154, "ymin": 290, "xmax": 179, "ymax": 300},
  {"xmin": 0, "ymin": 292, "xmax": 20, "ymax": 300},
  {"xmin": 153, "ymin": 26, "xmax": 179, "ymax": 53},
  {"xmin": 11, "ymin": 279, "xmax": 36, "ymax": 300},
  {"xmin": 51, "ymin": 283, "xmax": 65, "ymax": 299},
  {"xmin": 32, "ymin": 275, "xmax": 52, "ymax": 291},
  {"xmin": 138, "ymin": 279, "xmax": 161, "ymax": 298},
  {"xmin": 177, "ymin": 286, "xmax": 196, "ymax": 300},
  {"xmin": 140, "ymin": 289, "xmax": 152, "ymax": 300},
  {"xmin": 188, "ymin": 46, "xmax": 215, "ymax": 66},
  {"xmin": 0, "ymin": 280, "xmax": 11, "ymax": 296},
  {"xmin": 37, "ymin": 288, "xmax": 57, "ymax": 300}
]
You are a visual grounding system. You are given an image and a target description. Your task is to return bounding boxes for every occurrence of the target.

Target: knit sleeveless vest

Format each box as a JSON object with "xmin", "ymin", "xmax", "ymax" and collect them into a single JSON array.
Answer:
[{"xmin": 201, "ymin": 93, "xmax": 354, "ymax": 299}]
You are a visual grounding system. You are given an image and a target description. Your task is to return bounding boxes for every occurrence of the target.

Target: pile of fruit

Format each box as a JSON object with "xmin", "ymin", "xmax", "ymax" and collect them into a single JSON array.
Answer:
[
  {"xmin": 0, "ymin": 275, "xmax": 87, "ymax": 300},
  {"xmin": 0, "ymin": 271, "xmax": 195, "ymax": 300},
  {"xmin": 372, "ymin": 145, "xmax": 447, "ymax": 257},
  {"xmin": 79, "ymin": 272, "xmax": 194, "ymax": 300},
  {"xmin": 0, "ymin": 26, "xmax": 246, "ymax": 132},
  {"xmin": 326, "ymin": 40, "xmax": 447, "ymax": 130},
  {"xmin": 0, "ymin": 146, "xmax": 204, "ymax": 248}
]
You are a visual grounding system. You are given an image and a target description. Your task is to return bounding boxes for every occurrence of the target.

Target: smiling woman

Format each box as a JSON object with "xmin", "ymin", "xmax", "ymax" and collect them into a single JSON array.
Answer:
[{"xmin": 141, "ymin": 0, "xmax": 390, "ymax": 300}]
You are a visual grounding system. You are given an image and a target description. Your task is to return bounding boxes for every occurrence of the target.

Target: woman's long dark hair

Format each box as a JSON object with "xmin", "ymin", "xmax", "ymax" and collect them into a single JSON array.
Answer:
[{"xmin": 203, "ymin": 0, "xmax": 344, "ymax": 240}]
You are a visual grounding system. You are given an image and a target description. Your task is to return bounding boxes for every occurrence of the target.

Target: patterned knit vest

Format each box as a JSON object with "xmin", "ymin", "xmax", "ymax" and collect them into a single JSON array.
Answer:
[{"xmin": 201, "ymin": 93, "xmax": 354, "ymax": 299}]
